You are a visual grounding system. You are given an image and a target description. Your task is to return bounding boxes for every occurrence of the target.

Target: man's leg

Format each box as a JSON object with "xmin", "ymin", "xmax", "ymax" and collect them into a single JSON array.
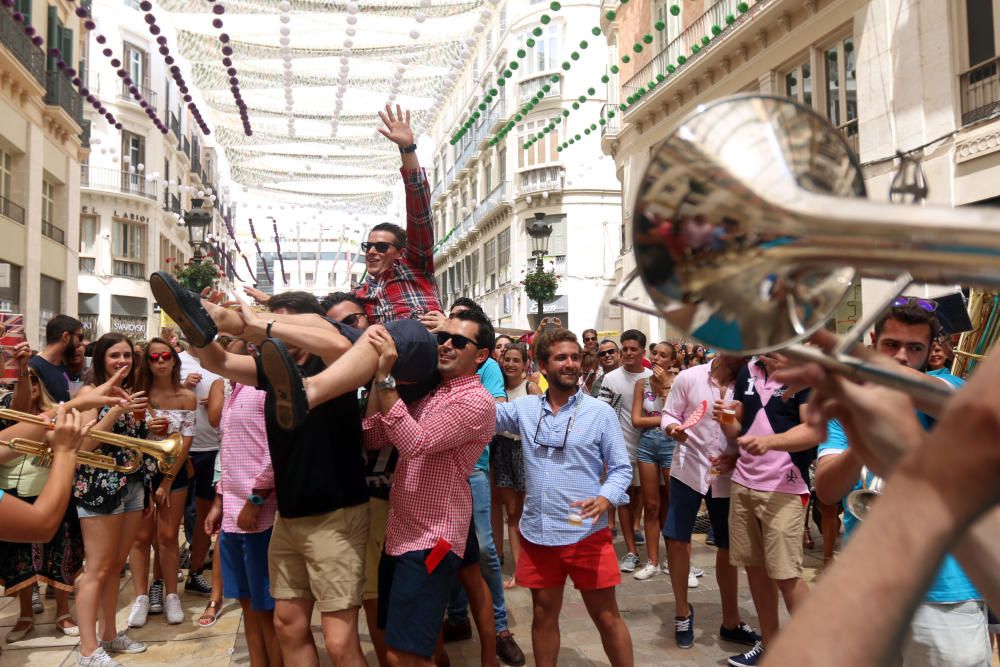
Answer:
[
  {"xmin": 579, "ymin": 588, "xmax": 634, "ymax": 667},
  {"xmin": 706, "ymin": 492, "xmax": 744, "ymax": 630},
  {"xmin": 467, "ymin": 471, "xmax": 512, "ymax": 636},
  {"xmin": 238, "ymin": 598, "xmax": 269, "ymax": 667},
  {"xmin": 530, "ymin": 587, "xmax": 565, "ymax": 667},
  {"xmin": 320, "ymin": 608, "xmax": 367, "ymax": 667},
  {"xmin": 745, "ymin": 566, "xmax": 780, "ymax": 645},
  {"xmin": 273, "ymin": 598, "xmax": 321, "ymax": 667},
  {"xmin": 663, "ymin": 477, "xmax": 701, "ymax": 621},
  {"xmin": 457, "ymin": 564, "xmax": 499, "ymax": 667}
]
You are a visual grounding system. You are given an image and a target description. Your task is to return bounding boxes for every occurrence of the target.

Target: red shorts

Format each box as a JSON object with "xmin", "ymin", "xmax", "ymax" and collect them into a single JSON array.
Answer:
[{"xmin": 515, "ymin": 528, "xmax": 621, "ymax": 591}]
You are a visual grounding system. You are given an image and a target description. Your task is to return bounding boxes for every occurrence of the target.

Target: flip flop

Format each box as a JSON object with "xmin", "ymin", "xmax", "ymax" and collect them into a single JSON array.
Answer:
[
  {"xmin": 56, "ymin": 613, "xmax": 79, "ymax": 637},
  {"xmin": 260, "ymin": 338, "xmax": 308, "ymax": 431},
  {"xmin": 197, "ymin": 600, "xmax": 221, "ymax": 628},
  {"xmin": 6, "ymin": 617, "xmax": 33, "ymax": 643},
  {"xmin": 149, "ymin": 271, "xmax": 218, "ymax": 348}
]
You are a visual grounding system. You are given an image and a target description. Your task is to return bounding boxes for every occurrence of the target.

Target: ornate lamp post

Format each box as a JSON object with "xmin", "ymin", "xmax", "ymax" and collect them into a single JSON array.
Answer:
[
  {"xmin": 525, "ymin": 211, "xmax": 553, "ymax": 322},
  {"xmin": 184, "ymin": 197, "xmax": 212, "ymax": 264}
]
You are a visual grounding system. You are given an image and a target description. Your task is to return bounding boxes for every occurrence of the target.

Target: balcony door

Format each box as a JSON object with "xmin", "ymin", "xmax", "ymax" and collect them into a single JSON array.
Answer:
[{"xmin": 121, "ymin": 132, "xmax": 145, "ymax": 193}]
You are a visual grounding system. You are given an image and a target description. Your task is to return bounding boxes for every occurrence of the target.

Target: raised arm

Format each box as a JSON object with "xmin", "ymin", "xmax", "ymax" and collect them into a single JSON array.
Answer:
[{"xmin": 189, "ymin": 342, "xmax": 258, "ymax": 389}]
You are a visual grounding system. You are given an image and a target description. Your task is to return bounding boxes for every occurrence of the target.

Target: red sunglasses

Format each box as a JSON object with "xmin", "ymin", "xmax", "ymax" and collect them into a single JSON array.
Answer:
[{"xmin": 147, "ymin": 351, "xmax": 173, "ymax": 362}]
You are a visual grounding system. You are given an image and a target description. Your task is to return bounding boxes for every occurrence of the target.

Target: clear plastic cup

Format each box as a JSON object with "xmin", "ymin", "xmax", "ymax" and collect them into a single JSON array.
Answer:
[{"xmin": 567, "ymin": 504, "xmax": 584, "ymax": 526}]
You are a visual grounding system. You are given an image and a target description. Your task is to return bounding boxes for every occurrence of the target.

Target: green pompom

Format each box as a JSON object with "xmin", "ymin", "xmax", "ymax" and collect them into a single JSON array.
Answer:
[
  {"xmin": 584, "ymin": 128, "xmax": 591, "ymax": 135},
  {"xmin": 667, "ymin": 64, "xmax": 675, "ymax": 73},
  {"xmin": 592, "ymin": 26, "xmax": 601, "ymax": 36},
  {"xmin": 618, "ymin": 103, "xmax": 627, "ymax": 111},
  {"xmin": 561, "ymin": 61, "xmax": 571, "ymax": 70},
  {"xmin": 549, "ymin": 0, "xmax": 560, "ymax": 10},
  {"xmin": 725, "ymin": 13, "xmax": 735, "ymax": 24},
  {"xmin": 574, "ymin": 134, "xmax": 581, "ymax": 140},
  {"xmin": 516, "ymin": 49, "xmax": 526, "ymax": 58},
  {"xmin": 497, "ymin": 78, "xmax": 506, "ymax": 85},
  {"xmin": 605, "ymin": 10, "xmax": 616, "ymax": 21},
  {"xmin": 656, "ymin": 73, "xmax": 665, "ymax": 82},
  {"xmin": 601, "ymin": 74, "xmax": 610, "ymax": 83},
  {"xmin": 577, "ymin": 95, "xmax": 586, "ymax": 103},
  {"xmin": 514, "ymin": 113, "xmax": 522, "ymax": 121},
  {"xmin": 610, "ymin": 64, "xmax": 619, "ymax": 74},
  {"xmin": 655, "ymin": 20, "xmax": 665, "ymax": 31},
  {"xmin": 637, "ymin": 86, "xmax": 645, "ymax": 95},
  {"xmin": 643, "ymin": 34, "xmax": 654, "ymax": 44},
  {"xmin": 572, "ymin": 102, "xmax": 580, "ymax": 109},
  {"xmin": 607, "ymin": 109, "xmax": 615, "ymax": 117},
  {"xmin": 669, "ymin": 4, "xmax": 680, "ymax": 15},
  {"xmin": 711, "ymin": 24, "xmax": 722, "ymax": 35},
  {"xmin": 737, "ymin": 1, "xmax": 749, "ymax": 11},
  {"xmin": 568, "ymin": 138, "xmax": 575, "ymax": 145},
  {"xmin": 590, "ymin": 123, "xmax": 597, "ymax": 130},
  {"xmin": 510, "ymin": 61, "xmax": 519, "ymax": 70},
  {"xmin": 701, "ymin": 35, "xmax": 710, "ymax": 45},
  {"xmin": 677, "ymin": 55, "xmax": 686, "ymax": 64},
  {"xmin": 632, "ymin": 43, "xmax": 643, "ymax": 53},
  {"xmin": 543, "ymin": 126, "xmax": 551, "ymax": 133},
  {"xmin": 537, "ymin": 132, "xmax": 544, "ymax": 139},
  {"xmin": 504, "ymin": 69, "xmax": 512, "ymax": 78},
  {"xmin": 648, "ymin": 80, "xmax": 656, "ymax": 89},
  {"xmin": 489, "ymin": 88, "xmax": 498, "ymax": 96},
  {"xmin": 587, "ymin": 87, "xmax": 596, "ymax": 95},
  {"xmin": 598, "ymin": 118, "xmax": 606, "ymax": 125},
  {"xmin": 570, "ymin": 51, "xmax": 580, "ymax": 60},
  {"xmin": 622, "ymin": 54, "xmax": 631, "ymax": 63},
  {"xmin": 478, "ymin": 102, "xmax": 486, "ymax": 110},
  {"xmin": 526, "ymin": 38, "xmax": 535, "ymax": 47},
  {"xmin": 539, "ymin": 14, "xmax": 551, "ymax": 24},
  {"xmin": 691, "ymin": 44, "xmax": 700, "ymax": 53},
  {"xmin": 541, "ymin": 84, "xmax": 551, "ymax": 93},
  {"xmin": 579, "ymin": 40, "xmax": 589, "ymax": 49},
  {"xmin": 554, "ymin": 146, "xmax": 561, "ymax": 153},
  {"xmin": 551, "ymin": 74, "xmax": 560, "ymax": 82},
  {"xmin": 627, "ymin": 95, "xmax": 635, "ymax": 104},
  {"xmin": 532, "ymin": 27, "xmax": 543, "ymax": 36},
  {"xmin": 561, "ymin": 109, "xmax": 569, "ymax": 117}
]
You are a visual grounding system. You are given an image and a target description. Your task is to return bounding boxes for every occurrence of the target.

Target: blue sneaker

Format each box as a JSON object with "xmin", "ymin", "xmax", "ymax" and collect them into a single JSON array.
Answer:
[
  {"xmin": 675, "ymin": 604, "xmax": 694, "ymax": 649},
  {"xmin": 720, "ymin": 622, "xmax": 761, "ymax": 647},
  {"xmin": 633, "ymin": 530, "xmax": 645, "ymax": 545},
  {"xmin": 728, "ymin": 641, "xmax": 764, "ymax": 666}
]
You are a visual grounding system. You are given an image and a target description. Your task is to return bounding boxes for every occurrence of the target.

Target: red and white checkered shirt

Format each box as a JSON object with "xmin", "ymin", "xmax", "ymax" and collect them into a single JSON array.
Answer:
[
  {"xmin": 362, "ymin": 375, "xmax": 495, "ymax": 557},
  {"xmin": 218, "ymin": 383, "xmax": 277, "ymax": 534},
  {"xmin": 354, "ymin": 167, "xmax": 443, "ymax": 323}
]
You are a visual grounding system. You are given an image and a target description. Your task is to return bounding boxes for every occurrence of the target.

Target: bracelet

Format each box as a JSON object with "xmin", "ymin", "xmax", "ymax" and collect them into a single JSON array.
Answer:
[
  {"xmin": 266, "ymin": 319, "xmax": 276, "ymax": 338},
  {"xmin": 399, "ymin": 143, "xmax": 417, "ymax": 154}
]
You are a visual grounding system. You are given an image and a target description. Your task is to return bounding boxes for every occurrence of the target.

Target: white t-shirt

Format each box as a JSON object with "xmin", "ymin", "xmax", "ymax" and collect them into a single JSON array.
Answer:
[
  {"xmin": 598, "ymin": 366, "xmax": 652, "ymax": 455},
  {"xmin": 178, "ymin": 351, "xmax": 223, "ymax": 452}
]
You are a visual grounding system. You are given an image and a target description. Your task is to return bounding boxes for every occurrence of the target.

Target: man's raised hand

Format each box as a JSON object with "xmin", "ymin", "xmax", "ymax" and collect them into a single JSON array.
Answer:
[{"xmin": 377, "ymin": 104, "xmax": 415, "ymax": 148}]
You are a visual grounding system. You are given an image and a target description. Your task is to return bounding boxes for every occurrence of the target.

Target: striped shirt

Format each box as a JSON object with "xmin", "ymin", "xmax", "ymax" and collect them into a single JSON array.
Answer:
[
  {"xmin": 218, "ymin": 383, "xmax": 277, "ymax": 534},
  {"xmin": 495, "ymin": 390, "xmax": 631, "ymax": 547}
]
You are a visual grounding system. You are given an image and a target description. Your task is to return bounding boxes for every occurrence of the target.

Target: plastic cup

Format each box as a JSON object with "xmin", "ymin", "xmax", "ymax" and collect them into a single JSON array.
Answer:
[
  {"xmin": 567, "ymin": 505, "xmax": 583, "ymax": 526},
  {"xmin": 720, "ymin": 407, "xmax": 737, "ymax": 425}
]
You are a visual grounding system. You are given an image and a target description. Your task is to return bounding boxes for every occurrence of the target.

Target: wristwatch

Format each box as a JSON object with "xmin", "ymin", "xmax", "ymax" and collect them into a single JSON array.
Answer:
[
  {"xmin": 399, "ymin": 143, "xmax": 417, "ymax": 154},
  {"xmin": 265, "ymin": 319, "xmax": 276, "ymax": 338},
  {"xmin": 374, "ymin": 375, "xmax": 397, "ymax": 391},
  {"xmin": 248, "ymin": 494, "xmax": 265, "ymax": 506}
]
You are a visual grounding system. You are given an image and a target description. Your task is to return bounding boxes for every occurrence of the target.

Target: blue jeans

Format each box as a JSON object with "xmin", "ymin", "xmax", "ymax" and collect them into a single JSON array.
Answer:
[{"xmin": 446, "ymin": 470, "xmax": 508, "ymax": 632}]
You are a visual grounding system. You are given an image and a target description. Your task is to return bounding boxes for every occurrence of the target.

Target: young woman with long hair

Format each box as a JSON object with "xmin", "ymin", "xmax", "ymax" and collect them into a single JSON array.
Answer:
[
  {"xmin": 630, "ymin": 341, "xmax": 680, "ymax": 581},
  {"xmin": 492, "ymin": 335, "xmax": 514, "ymax": 364},
  {"xmin": 73, "ymin": 333, "xmax": 151, "ymax": 666},
  {"xmin": 0, "ymin": 363, "xmax": 83, "ymax": 642},
  {"xmin": 129, "ymin": 337, "xmax": 196, "ymax": 627},
  {"xmin": 489, "ymin": 343, "xmax": 540, "ymax": 587}
]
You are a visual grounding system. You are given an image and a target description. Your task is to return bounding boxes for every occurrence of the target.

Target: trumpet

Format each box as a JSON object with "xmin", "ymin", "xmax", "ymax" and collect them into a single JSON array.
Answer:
[
  {"xmin": 0, "ymin": 408, "xmax": 182, "ymax": 473},
  {"xmin": 844, "ymin": 467, "xmax": 884, "ymax": 522},
  {"xmin": 2, "ymin": 437, "xmax": 136, "ymax": 472}
]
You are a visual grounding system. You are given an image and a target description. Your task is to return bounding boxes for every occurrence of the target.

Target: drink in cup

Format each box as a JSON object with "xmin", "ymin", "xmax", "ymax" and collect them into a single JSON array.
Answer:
[
  {"xmin": 567, "ymin": 504, "xmax": 584, "ymax": 526},
  {"xmin": 720, "ymin": 404, "xmax": 737, "ymax": 425}
]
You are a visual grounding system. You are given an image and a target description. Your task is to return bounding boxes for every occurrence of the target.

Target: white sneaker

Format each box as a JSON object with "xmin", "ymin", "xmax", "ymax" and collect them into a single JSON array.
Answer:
[
  {"xmin": 164, "ymin": 593, "xmax": 183, "ymax": 625},
  {"xmin": 661, "ymin": 560, "xmax": 670, "ymax": 575},
  {"xmin": 78, "ymin": 647, "xmax": 124, "ymax": 667},
  {"xmin": 127, "ymin": 595, "xmax": 149, "ymax": 628},
  {"xmin": 692, "ymin": 566, "xmax": 705, "ymax": 578},
  {"xmin": 688, "ymin": 572, "xmax": 700, "ymax": 588},
  {"xmin": 633, "ymin": 560, "xmax": 660, "ymax": 580},
  {"xmin": 102, "ymin": 630, "xmax": 147, "ymax": 654},
  {"xmin": 619, "ymin": 552, "xmax": 641, "ymax": 573}
]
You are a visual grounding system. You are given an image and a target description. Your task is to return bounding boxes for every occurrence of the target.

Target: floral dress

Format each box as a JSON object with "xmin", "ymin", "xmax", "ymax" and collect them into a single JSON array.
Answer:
[{"xmin": 73, "ymin": 406, "xmax": 151, "ymax": 514}]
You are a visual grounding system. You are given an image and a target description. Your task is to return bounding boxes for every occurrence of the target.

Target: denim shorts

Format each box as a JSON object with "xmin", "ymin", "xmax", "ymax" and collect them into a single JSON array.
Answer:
[
  {"xmin": 76, "ymin": 479, "xmax": 144, "ymax": 519},
  {"xmin": 636, "ymin": 428, "xmax": 675, "ymax": 468},
  {"xmin": 220, "ymin": 528, "xmax": 275, "ymax": 612}
]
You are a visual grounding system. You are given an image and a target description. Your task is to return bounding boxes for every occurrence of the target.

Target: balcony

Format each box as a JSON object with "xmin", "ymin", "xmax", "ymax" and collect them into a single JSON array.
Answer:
[
  {"xmin": 119, "ymin": 80, "xmax": 158, "ymax": 112},
  {"xmin": 455, "ymin": 134, "xmax": 476, "ymax": 176},
  {"xmin": 622, "ymin": 0, "xmax": 765, "ymax": 110},
  {"xmin": 960, "ymin": 55, "xmax": 1000, "ymax": 126},
  {"xmin": 191, "ymin": 151, "xmax": 202, "ymax": 177},
  {"xmin": 431, "ymin": 181, "xmax": 443, "ymax": 202},
  {"xmin": 170, "ymin": 193, "xmax": 181, "ymax": 215},
  {"xmin": 169, "ymin": 112, "xmax": 180, "ymax": 139},
  {"xmin": 600, "ymin": 102, "xmax": 620, "ymax": 138},
  {"xmin": 41, "ymin": 220, "xmax": 65, "ymax": 244},
  {"xmin": 0, "ymin": 195, "xmax": 25, "ymax": 225},
  {"xmin": 518, "ymin": 72, "xmax": 561, "ymax": 104},
  {"xmin": 518, "ymin": 165, "xmax": 563, "ymax": 196},
  {"xmin": 473, "ymin": 181, "xmax": 512, "ymax": 226},
  {"xmin": 837, "ymin": 118, "xmax": 859, "ymax": 157},
  {"xmin": 0, "ymin": 8, "xmax": 45, "ymax": 86},
  {"xmin": 113, "ymin": 260, "xmax": 145, "ymax": 279},
  {"xmin": 81, "ymin": 165, "xmax": 158, "ymax": 200},
  {"xmin": 79, "ymin": 257, "xmax": 96, "ymax": 274},
  {"xmin": 487, "ymin": 98, "xmax": 507, "ymax": 133},
  {"xmin": 182, "ymin": 135, "xmax": 191, "ymax": 160},
  {"xmin": 45, "ymin": 71, "xmax": 83, "ymax": 124}
]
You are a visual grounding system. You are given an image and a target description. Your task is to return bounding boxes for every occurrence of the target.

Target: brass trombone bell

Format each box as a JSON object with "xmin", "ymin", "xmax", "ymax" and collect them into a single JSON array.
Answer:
[
  {"xmin": 1, "ymin": 437, "xmax": 136, "ymax": 472},
  {"xmin": 0, "ymin": 408, "xmax": 181, "ymax": 473}
]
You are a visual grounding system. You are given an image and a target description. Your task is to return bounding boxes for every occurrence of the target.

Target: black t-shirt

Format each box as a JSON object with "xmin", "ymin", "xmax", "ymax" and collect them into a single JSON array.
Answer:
[
  {"xmin": 29, "ymin": 355, "xmax": 70, "ymax": 403},
  {"xmin": 255, "ymin": 354, "xmax": 369, "ymax": 518}
]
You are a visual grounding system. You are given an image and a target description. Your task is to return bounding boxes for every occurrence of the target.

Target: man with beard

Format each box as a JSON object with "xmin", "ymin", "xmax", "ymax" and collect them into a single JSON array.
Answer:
[
  {"xmin": 25, "ymin": 315, "xmax": 83, "ymax": 404},
  {"xmin": 494, "ymin": 329, "xmax": 634, "ymax": 667}
]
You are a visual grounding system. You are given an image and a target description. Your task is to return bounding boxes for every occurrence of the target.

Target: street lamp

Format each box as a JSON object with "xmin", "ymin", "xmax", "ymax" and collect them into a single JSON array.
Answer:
[
  {"xmin": 184, "ymin": 197, "xmax": 212, "ymax": 264},
  {"xmin": 525, "ymin": 211, "xmax": 553, "ymax": 322}
]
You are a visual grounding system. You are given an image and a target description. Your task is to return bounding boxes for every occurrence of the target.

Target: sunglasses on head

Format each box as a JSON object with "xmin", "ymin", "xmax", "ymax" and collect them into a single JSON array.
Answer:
[
  {"xmin": 436, "ymin": 331, "xmax": 483, "ymax": 350},
  {"xmin": 341, "ymin": 312, "xmax": 365, "ymax": 327},
  {"xmin": 893, "ymin": 296, "xmax": 937, "ymax": 312},
  {"xmin": 147, "ymin": 351, "xmax": 173, "ymax": 362},
  {"xmin": 361, "ymin": 241, "xmax": 400, "ymax": 254}
]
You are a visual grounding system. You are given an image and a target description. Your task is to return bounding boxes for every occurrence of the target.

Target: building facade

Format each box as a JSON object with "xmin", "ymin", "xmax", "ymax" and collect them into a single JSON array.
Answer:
[
  {"xmin": 603, "ymin": 0, "xmax": 1000, "ymax": 334},
  {"xmin": 1, "ymin": 0, "xmax": 88, "ymax": 346},
  {"xmin": 428, "ymin": 0, "xmax": 624, "ymax": 332}
]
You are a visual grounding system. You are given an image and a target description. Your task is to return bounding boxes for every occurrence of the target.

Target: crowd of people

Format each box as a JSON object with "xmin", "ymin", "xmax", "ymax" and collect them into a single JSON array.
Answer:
[{"xmin": 0, "ymin": 105, "xmax": 998, "ymax": 667}]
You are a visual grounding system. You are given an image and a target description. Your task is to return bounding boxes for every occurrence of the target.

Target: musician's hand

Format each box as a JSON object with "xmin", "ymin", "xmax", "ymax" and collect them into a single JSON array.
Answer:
[
  {"xmin": 572, "ymin": 495, "xmax": 611, "ymax": 520},
  {"xmin": 46, "ymin": 405, "xmax": 92, "ymax": 455}
]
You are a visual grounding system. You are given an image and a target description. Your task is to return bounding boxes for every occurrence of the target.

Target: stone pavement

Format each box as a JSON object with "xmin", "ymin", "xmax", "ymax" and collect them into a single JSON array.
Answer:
[{"xmin": 0, "ymin": 530, "xmax": 997, "ymax": 666}]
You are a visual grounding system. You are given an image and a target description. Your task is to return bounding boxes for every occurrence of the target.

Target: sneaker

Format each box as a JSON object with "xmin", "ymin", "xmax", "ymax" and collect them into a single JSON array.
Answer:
[
  {"xmin": 495, "ymin": 630, "xmax": 526, "ymax": 666},
  {"xmin": 728, "ymin": 641, "xmax": 765, "ymax": 666},
  {"xmin": 185, "ymin": 571, "xmax": 212, "ymax": 596},
  {"xmin": 441, "ymin": 617, "xmax": 472, "ymax": 643},
  {"xmin": 78, "ymin": 647, "xmax": 124, "ymax": 667},
  {"xmin": 692, "ymin": 566, "xmax": 705, "ymax": 578},
  {"xmin": 675, "ymin": 604, "xmax": 695, "ymax": 649},
  {"xmin": 101, "ymin": 630, "xmax": 147, "ymax": 654},
  {"xmin": 149, "ymin": 271, "xmax": 218, "ymax": 348},
  {"xmin": 633, "ymin": 530, "xmax": 645, "ymax": 545},
  {"xmin": 31, "ymin": 583, "xmax": 43, "ymax": 614},
  {"xmin": 720, "ymin": 622, "xmax": 761, "ymax": 647},
  {"xmin": 633, "ymin": 560, "xmax": 660, "ymax": 580},
  {"xmin": 127, "ymin": 596, "xmax": 149, "ymax": 628},
  {"xmin": 661, "ymin": 560, "xmax": 670, "ymax": 575},
  {"xmin": 619, "ymin": 552, "xmax": 641, "ymax": 573},
  {"xmin": 164, "ymin": 593, "xmax": 184, "ymax": 624},
  {"xmin": 260, "ymin": 338, "xmax": 309, "ymax": 431},
  {"xmin": 148, "ymin": 579, "xmax": 164, "ymax": 614},
  {"xmin": 688, "ymin": 572, "xmax": 700, "ymax": 588}
]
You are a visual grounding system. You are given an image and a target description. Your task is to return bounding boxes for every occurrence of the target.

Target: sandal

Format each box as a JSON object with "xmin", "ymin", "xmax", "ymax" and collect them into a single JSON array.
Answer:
[
  {"xmin": 56, "ymin": 613, "xmax": 79, "ymax": 637},
  {"xmin": 149, "ymin": 271, "xmax": 218, "ymax": 348},
  {"xmin": 197, "ymin": 600, "xmax": 222, "ymax": 628},
  {"xmin": 6, "ymin": 617, "xmax": 33, "ymax": 643},
  {"xmin": 260, "ymin": 338, "xmax": 308, "ymax": 431}
]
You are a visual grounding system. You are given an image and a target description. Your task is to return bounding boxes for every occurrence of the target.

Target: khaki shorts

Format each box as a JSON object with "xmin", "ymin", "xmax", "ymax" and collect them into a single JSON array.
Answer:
[
  {"xmin": 728, "ymin": 482, "xmax": 806, "ymax": 580},
  {"xmin": 269, "ymin": 503, "xmax": 370, "ymax": 612},
  {"xmin": 363, "ymin": 498, "xmax": 390, "ymax": 601}
]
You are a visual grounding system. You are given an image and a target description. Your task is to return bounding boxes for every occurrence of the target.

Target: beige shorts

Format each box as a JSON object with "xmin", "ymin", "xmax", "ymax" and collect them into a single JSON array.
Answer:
[
  {"xmin": 363, "ymin": 498, "xmax": 390, "ymax": 601},
  {"xmin": 728, "ymin": 482, "xmax": 806, "ymax": 580},
  {"xmin": 268, "ymin": 502, "xmax": 370, "ymax": 612}
]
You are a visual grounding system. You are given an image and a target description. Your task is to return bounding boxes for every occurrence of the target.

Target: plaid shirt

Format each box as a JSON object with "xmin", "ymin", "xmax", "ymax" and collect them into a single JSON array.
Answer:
[
  {"xmin": 362, "ymin": 375, "xmax": 495, "ymax": 557},
  {"xmin": 218, "ymin": 383, "xmax": 277, "ymax": 534},
  {"xmin": 355, "ymin": 167, "xmax": 442, "ymax": 323}
]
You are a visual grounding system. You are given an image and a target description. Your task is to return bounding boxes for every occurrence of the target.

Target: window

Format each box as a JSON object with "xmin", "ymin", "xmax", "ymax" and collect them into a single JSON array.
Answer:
[
  {"xmin": 112, "ymin": 219, "xmax": 145, "ymax": 278},
  {"xmin": 653, "ymin": 0, "xmax": 683, "ymax": 52},
  {"xmin": 498, "ymin": 147, "xmax": 507, "ymax": 182},
  {"xmin": 122, "ymin": 131, "xmax": 145, "ymax": 193},
  {"xmin": 784, "ymin": 60, "xmax": 813, "ymax": 107},
  {"xmin": 304, "ymin": 271, "xmax": 315, "ymax": 287},
  {"xmin": 483, "ymin": 154, "xmax": 493, "ymax": 194},
  {"xmin": 0, "ymin": 151, "xmax": 11, "ymax": 202},
  {"xmin": 159, "ymin": 234, "xmax": 184, "ymax": 272},
  {"xmin": 39, "ymin": 275, "xmax": 62, "ymax": 347},
  {"xmin": 484, "ymin": 237, "xmax": 497, "ymax": 291},
  {"xmin": 960, "ymin": 0, "xmax": 1000, "ymax": 124},
  {"xmin": 123, "ymin": 42, "xmax": 149, "ymax": 90},
  {"xmin": 497, "ymin": 227, "xmax": 511, "ymax": 284},
  {"xmin": 519, "ymin": 24, "xmax": 560, "ymax": 75},
  {"xmin": 471, "ymin": 250, "xmax": 480, "ymax": 296},
  {"xmin": 41, "ymin": 179, "xmax": 63, "ymax": 243},
  {"xmin": 965, "ymin": 0, "xmax": 998, "ymax": 68},
  {"xmin": 0, "ymin": 262, "xmax": 21, "ymax": 315},
  {"xmin": 518, "ymin": 119, "xmax": 560, "ymax": 168},
  {"xmin": 825, "ymin": 37, "xmax": 857, "ymax": 131},
  {"xmin": 470, "ymin": 174, "xmax": 479, "ymax": 205},
  {"xmin": 80, "ymin": 214, "xmax": 98, "ymax": 273}
]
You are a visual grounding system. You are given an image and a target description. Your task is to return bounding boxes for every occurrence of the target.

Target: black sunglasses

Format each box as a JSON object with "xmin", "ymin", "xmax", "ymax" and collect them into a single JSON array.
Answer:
[
  {"xmin": 583, "ymin": 336, "xmax": 598, "ymax": 342},
  {"xmin": 597, "ymin": 349, "xmax": 617, "ymax": 357},
  {"xmin": 361, "ymin": 241, "xmax": 401, "ymax": 254},
  {"xmin": 436, "ymin": 331, "xmax": 484, "ymax": 350},
  {"xmin": 341, "ymin": 312, "xmax": 365, "ymax": 327}
]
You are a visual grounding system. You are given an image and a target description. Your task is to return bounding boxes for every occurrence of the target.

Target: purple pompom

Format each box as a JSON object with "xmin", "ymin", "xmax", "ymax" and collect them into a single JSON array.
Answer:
[
  {"xmin": 222, "ymin": 57, "xmax": 232, "ymax": 66},
  {"xmin": 221, "ymin": 45, "xmax": 233, "ymax": 56},
  {"xmin": 96, "ymin": 34, "xmax": 106, "ymax": 44},
  {"xmin": 66, "ymin": 67, "xmax": 76, "ymax": 77},
  {"xmin": 143, "ymin": 14, "xmax": 155, "ymax": 25},
  {"xmin": 158, "ymin": 46, "xmax": 168, "ymax": 55},
  {"xmin": 31, "ymin": 35, "xmax": 43, "ymax": 46},
  {"xmin": 56, "ymin": 60, "xmax": 66, "ymax": 69},
  {"xmin": 156, "ymin": 36, "xmax": 167, "ymax": 45},
  {"xmin": 212, "ymin": 18, "xmax": 222, "ymax": 28},
  {"xmin": 84, "ymin": 20, "xmax": 95, "ymax": 30},
  {"xmin": 226, "ymin": 67, "xmax": 236, "ymax": 76},
  {"xmin": 164, "ymin": 56, "xmax": 174, "ymax": 65},
  {"xmin": 212, "ymin": 4, "xmax": 224, "ymax": 14},
  {"xmin": 219, "ymin": 33, "xmax": 230, "ymax": 43},
  {"xmin": 110, "ymin": 57, "xmax": 120, "ymax": 67},
  {"xmin": 75, "ymin": 6, "xmax": 87, "ymax": 17},
  {"xmin": 139, "ymin": 0, "xmax": 152, "ymax": 9},
  {"xmin": 72, "ymin": 77, "xmax": 81, "ymax": 86},
  {"xmin": 183, "ymin": 94, "xmax": 192, "ymax": 102},
  {"xmin": 149, "ymin": 25, "xmax": 160, "ymax": 35},
  {"xmin": 11, "ymin": 11, "xmax": 24, "ymax": 23},
  {"xmin": 23, "ymin": 25, "xmax": 34, "ymax": 36},
  {"xmin": 102, "ymin": 48, "xmax": 112, "ymax": 57}
]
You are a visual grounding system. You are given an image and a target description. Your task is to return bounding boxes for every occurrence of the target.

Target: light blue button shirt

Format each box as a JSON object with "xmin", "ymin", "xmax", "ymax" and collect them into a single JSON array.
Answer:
[{"xmin": 496, "ymin": 390, "xmax": 631, "ymax": 546}]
